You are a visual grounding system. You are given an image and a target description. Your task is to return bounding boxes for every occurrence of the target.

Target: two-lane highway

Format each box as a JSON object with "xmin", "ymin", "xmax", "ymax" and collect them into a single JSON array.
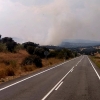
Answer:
[{"xmin": 0, "ymin": 55, "xmax": 100, "ymax": 100}]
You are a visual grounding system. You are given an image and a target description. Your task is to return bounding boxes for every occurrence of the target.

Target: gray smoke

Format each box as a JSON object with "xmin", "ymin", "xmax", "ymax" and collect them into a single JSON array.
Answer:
[
  {"xmin": 46, "ymin": 0, "xmax": 100, "ymax": 45},
  {"xmin": 0, "ymin": 0, "xmax": 100, "ymax": 45}
]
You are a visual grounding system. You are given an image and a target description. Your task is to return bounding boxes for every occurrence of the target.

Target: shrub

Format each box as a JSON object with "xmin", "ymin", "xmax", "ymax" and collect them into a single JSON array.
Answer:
[
  {"xmin": 14, "ymin": 44, "xmax": 24, "ymax": 52},
  {"xmin": 1, "ymin": 37, "xmax": 17, "ymax": 52},
  {"xmin": 22, "ymin": 42, "xmax": 39, "ymax": 49},
  {"xmin": 10, "ymin": 60, "xmax": 17, "ymax": 68},
  {"xmin": 0, "ymin": 43, "xmax": 7, "ymax": 52},
  {"xmin": 0, "ymin": 59, "xmax": 10, "ymax": 65},
  {"xmin": 26, "ymin": 46, "xmax": 35, "ymax": 55},
  {"xmin": 23, "ymin": 66, "xmax": 35, "ymax": 71},
  {"xmin": 6, "ymin": 67, "xmax": 15, "ymax": 76},
  {"xmin": 0, "ymin": 67, "xmax": 15, "ymax": 78},
  {"xmin": 49, "ymin": 62, "xmax": 52, "ymax": 65},
  {"xmin": 21, "ymin": 55, "xmax": 42, "ymax": 68},
  {"xmin": 48, "ymin": 51, "xmax": 57, "ymax": 58},
  {"xmin": 0, "ymin": 69, "xmax": 6, "ymax": 78},
  {"xmin": 34, "ymin": 47, "xmax": 45, "ymax": 58},
  {"xmin": 6, "ymin": 42, "xmax": 17, "ymax": 52},
  {"xmin": 0, "ymin": 59, "xmax": 17, "ymax": 67},
  {"xmin": 57, "ymin": 52, "xmax": 64, "ymax": 59}
]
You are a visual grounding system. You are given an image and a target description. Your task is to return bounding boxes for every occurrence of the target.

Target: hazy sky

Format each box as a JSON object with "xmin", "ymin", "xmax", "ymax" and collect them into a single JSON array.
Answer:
[{"xmin": 0, "ymin": 0, "xmax": 100, "ymax": 45}]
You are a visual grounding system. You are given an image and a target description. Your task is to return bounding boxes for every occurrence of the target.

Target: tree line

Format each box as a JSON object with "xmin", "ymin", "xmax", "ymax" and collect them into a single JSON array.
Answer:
[{"xmin": 0, "ymin": 35, "xmax": 78, "ymax": 67}]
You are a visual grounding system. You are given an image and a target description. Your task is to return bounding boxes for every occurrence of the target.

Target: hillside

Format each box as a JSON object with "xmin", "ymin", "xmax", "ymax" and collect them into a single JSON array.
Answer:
[{"xmin": 60, "ymin": 39, "xmax": 100, "ymax": 48}]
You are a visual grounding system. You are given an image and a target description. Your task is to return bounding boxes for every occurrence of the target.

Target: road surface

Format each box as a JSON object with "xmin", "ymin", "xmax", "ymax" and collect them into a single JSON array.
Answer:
[{"xmin": 0, "ymin": 55, "xmax": 100, "ymax": 100}]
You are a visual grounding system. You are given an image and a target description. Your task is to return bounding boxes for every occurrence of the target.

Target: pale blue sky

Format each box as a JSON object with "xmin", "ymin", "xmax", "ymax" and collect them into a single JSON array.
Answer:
[
  {"xmin": 11, "ymin": 0, "xmax": 54, "ymax": 6},
  {"xmin": 0, "ymin": 0, "xmax": 100, "ymax": 45}
]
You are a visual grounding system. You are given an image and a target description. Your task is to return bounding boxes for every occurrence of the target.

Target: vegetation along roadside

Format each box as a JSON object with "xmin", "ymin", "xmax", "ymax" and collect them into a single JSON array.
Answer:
[
  {"xmin": 0, "ymin": 35, "xmax": 78, "ymax": 84},
  {"xmin": 90, "ymin": 54, "xmax": 100, "ymax": 68}
]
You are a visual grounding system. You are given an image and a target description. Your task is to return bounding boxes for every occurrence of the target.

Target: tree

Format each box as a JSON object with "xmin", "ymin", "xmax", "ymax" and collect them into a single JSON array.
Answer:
[
  {"xmin": 34, "ymin": 47, "xmax": 45, "ymax": 58},
  {"xmin": 21, "ymin": 55, "xmax": 42, "ymax": 67},
  {"xmin": 48, "ymin": 51, "xmax": 57, "ymax": 58},
  {"xmin": 6, "ymin": 42, "xmax": 17, "ymax": 52},
  {"xmin": 0, "ymin": 43, "xmax": 7, "ymax": 52},
  {"xmin": 1, "ymin": 37, "xmax": 17, "ymax": 52},
  {"xmin": 22, "ymin": 42, "xmax": 39, "ymax": 49},
  {"xmin": 0, "ymin": 35, "xmax": 1, "ymax": 39},
  {"xmin": 1, "ymin": 37, "xmax": 13, "ymax": 43},
  {"xmin": 26, "ymin": 46, "xmax": 35, "ymax": 55}
]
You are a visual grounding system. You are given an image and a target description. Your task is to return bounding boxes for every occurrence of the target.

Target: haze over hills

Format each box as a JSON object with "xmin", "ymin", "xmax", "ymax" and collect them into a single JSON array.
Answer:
[
  {"xmin": 60, "ymin": 39, "xmax": 100, "ymax": 48},
  {"xmin": 12, "ymin": 37, "xmax": 100, "ymax": 49},
  {"xmin": 63, "ymin": 39, "xmax": 100, "ymax": 43},
  {"xmin": 13, "ymin": 37, "xmax": 24, "ymax": 43}
]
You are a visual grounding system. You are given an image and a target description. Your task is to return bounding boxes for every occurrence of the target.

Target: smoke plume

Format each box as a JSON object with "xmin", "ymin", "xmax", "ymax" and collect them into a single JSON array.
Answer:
[
  {"xmin": 0, "ymin": 0, "xmax": 100, "ymax": 45},
  {"xmin": 45, "ymin": 0, "xmax": 100, "ymax": 45}
]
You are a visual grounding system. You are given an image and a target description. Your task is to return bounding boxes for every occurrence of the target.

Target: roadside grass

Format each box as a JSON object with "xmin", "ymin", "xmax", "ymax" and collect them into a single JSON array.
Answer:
[
  {"xmin": 90, "ymin": 55, "xmax": 100, "ymax": 68},
  {"xmin": 0, "ymin": 50, "xmax": 65, "ymax": 83},
  {"xmin": 42, "ymin": 58, "xmax": 64, "ymax": 67}
]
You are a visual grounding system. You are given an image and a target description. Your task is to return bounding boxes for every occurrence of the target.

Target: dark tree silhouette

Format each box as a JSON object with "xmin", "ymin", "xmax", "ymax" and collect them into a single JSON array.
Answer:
[
  {"xmin": 22, "ymin": 42, "xmax": 39, "ymax": 49},
  {"xmin": 0, "ymin": 35, "xmax": 1, "ymax": 39},
  {"xmin": 1, "ymin": 37, "xmax": 17, "ymax": 52}
]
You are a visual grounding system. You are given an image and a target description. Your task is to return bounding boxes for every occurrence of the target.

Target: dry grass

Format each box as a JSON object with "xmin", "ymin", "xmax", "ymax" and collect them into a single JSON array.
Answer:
[
  {"xmin": 42, "ymin": 58, "xmax": 64, "ymax": 67},
  {"xmin": 90, "ymin": 54, "xmax": 100, "ymax": 68},
  {"xmin": 0, "ymin": 50, "xmax": 29, "ymax": 65},
  {"xmin": 0, "ymin": 50, "xmax": 64, "ymax": 84}
]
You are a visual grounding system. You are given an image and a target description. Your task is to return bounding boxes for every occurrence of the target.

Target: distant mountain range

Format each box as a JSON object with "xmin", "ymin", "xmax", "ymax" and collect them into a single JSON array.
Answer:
[
  {"xmin": 13, "ymin": 37, "xmax": 24, "ymax": 43},
  {"xmin": 12, "ymin": 37, "xmax": 100, "ymax": 49},
  {"xmin": 60, "ymin": 39, "xmax": 100, "ymax": 48}
]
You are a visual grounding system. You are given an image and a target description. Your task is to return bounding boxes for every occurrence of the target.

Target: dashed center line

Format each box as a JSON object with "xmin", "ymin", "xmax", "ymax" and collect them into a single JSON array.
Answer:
[
  {"xmin": 55, "ymin": 82, "xmax": 63, "ymax": 91},
  {"xmin": 71, "ymin": 68, "xmax": 74, "ymax": 72},
  {"xmin": 0, "ymin": 56, "xmax": 80, "ymax": 92},
  {"xmin": 42, "ymin": 56, "xmax": 84, "ymax": 100}
]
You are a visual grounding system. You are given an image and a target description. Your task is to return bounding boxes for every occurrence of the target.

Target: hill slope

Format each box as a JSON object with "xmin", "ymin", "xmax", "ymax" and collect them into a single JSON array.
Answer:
[{"xmin": 60, "ymin": 39, "xmax": 100, "ymax": 48}]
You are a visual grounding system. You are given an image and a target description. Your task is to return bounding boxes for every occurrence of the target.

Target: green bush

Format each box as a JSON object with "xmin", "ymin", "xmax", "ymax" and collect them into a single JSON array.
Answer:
[
  {"xmin": 57, "ymin": 52, "xmax": 64, "ymax": 59},
  {"xmin": 1, "ymin": 37, "xmax": 17, "ymax": 52},
  {"xmin": 0, "ymin": 43, "xmax": 7, "ymax": 52},
  {"xmin": 14, "ymin": 44, "xmax": 24, "ymax": 52},
  {"xmin": 26, "ymin": 46, "xmax": 35, "ymax": 55},
  {"xmin": 21, "ymin": 55, "xmax": 42, "ymax": 68},
  {"xmin": 22, "ymin": 42, "xmax": 39, "ymax": 49},
  {"xmin": 34, "ymin": 47, "xmax": 45, "ymax": 58},
  {"xmin": 48, "ymin": 51, "xmax": 57, "ymax": 58}
]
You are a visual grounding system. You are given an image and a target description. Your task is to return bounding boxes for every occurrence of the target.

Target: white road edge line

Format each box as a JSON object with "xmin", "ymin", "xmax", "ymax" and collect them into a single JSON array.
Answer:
[
  {"xmin": 55, "ymin": 82, "xmax": 63, "ymax": 91},
  {"xmin": 87, "ymin": 56, "xmax": 100, "ymax": 80},
  {"xmin": 0, "ymin": 57, "xmax": 80, "ymax": 92},
  {"xmin": 41, "ymin": 57, "xmax": 84, "ymax": 100}
]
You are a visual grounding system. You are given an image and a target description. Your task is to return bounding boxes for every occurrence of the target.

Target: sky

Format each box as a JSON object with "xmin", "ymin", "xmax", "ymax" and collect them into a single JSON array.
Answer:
[{"xmin": 0, "ymin": 0, "xmax": 100, "ymax": 45}]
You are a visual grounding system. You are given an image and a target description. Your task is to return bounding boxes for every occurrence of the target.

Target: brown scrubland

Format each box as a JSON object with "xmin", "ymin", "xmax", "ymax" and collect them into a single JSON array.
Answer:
[{"xmin": 0, "ymin": 50, "xmax": 64, "ymax": 83}]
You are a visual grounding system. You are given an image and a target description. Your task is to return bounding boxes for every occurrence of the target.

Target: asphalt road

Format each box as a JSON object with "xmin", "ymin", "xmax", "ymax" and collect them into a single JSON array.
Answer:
[{"xmin": 0, "ymin": 55, "xmax": 100, "ymax": 100}]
